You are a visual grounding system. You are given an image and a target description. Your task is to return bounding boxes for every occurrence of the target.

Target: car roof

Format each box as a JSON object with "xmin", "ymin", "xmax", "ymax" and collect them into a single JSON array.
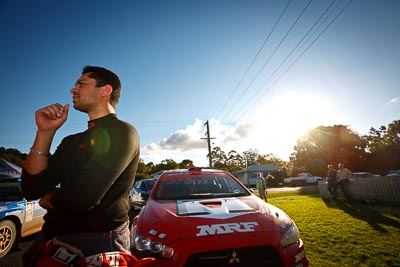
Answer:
[
  {"xmin": 136, "ymin": 178, "xmax": 158, "ymax": 183},
  {"xmin": 162, "ymin": 168, "xmax": 226, "ymax": 175},
  {"xmin": 158, "ymin": 168, "xmax": 229, "ymax": 180}
]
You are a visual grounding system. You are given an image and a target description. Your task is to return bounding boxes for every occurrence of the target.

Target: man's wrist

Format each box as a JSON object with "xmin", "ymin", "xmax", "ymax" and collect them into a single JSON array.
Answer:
[{"xmin": 30, "ymin": 147, "xmax": 51, "ymax": 157}]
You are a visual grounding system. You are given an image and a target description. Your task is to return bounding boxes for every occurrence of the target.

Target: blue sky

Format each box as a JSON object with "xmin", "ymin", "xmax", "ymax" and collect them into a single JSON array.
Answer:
[{"xmin": 1, "ymin": 0, "xmax": 399, "ymax": 166}]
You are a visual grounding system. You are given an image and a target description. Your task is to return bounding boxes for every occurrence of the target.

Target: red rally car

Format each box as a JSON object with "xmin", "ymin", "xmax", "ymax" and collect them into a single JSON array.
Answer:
[{"xmin": 130, "ymin": 167, "xmax": 309, "ymax": 267}]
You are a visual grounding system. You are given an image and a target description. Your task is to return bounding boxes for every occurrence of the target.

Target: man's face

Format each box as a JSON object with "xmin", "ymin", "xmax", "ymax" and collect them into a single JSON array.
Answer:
[{"xmin": 70, "ymin": 73, "xmax": 101, "ymax": 112}]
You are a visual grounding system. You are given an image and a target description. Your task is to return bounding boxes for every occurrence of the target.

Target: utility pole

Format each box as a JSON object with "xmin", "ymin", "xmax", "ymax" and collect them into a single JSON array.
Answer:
[{"xmin": 201, "ymin": 120, "xmax": 215, "ymax": 168}]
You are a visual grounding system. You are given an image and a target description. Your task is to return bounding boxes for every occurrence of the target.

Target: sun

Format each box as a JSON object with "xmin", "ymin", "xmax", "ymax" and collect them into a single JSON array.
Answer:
[
  {"xmin": 247, "ymin": 91, "xmax": 337, "ymax": 160},
  {"xmin": 273, "ymin": 92, "xmax": 329, "ymax": 134}
]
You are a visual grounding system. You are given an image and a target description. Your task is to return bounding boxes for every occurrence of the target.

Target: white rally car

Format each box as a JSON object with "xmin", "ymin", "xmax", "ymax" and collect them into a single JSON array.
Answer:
[{"xmin": 0, "ymin": 177, "xmax": 46, "ymax": 258}]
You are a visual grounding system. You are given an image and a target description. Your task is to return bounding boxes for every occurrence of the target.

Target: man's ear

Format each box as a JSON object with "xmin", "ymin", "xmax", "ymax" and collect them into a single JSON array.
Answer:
[{"xmin": 102, "ymin": 85, "xmax": 113, "ymax": 96}]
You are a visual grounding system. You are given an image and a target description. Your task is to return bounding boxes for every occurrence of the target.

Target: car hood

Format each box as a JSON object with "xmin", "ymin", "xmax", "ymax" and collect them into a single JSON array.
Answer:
[{"xmin": 137, "ymin": 195, "xmax": 293, "ymax": 243}]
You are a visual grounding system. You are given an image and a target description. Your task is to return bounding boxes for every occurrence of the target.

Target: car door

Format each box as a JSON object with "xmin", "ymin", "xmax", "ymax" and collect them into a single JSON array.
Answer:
[{"xmin": 21, "ymin": 199, "xmax": 46, "ymax": 237}]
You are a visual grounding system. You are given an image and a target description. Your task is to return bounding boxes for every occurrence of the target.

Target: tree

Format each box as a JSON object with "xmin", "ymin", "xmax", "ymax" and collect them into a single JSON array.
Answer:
[
  {"xmin": 211, "ymin": 147, "xmax": 228, "ymax": 170},
  {"xmin": 152, "ymin": 159, "xmax": 179, "ymax": 173},
  {"xmin": 242, "ymin": 149, "xmax": 257, "ymax": 166},
  {"xmin": 179, "ymin": 159, "xmax": 194, "ymax": 169},
  {"xmin": 0, "ymin": 147, "xmax": 27, "ymax": 167},
  {"xmin": 210, "ymin": 148, "xmax": 286, "ymax": 185},
  {"xmin": 364, "ymin": 126, "xmax": 387, "ymax": 153},
  {"xmin": 364, "ymin": 120, "xmax": 400, "ymax": 173},
  {"xmin": 256, "ymin": 153, "xmax": 286, "ymax": 167},
  {"xmin": 290, "ymin": 125, "xmax": 366, "ymax": 176},
  {"xmin": 135, "ymin": 159, "xmax": 149, "ymax": 179},
  {"xmin": 384, "ymin": 120, "xmax": 400, "ymax": 145},
  {"xmin": 146, "ymin": 162, "xmax": 155, "ymax": 174},
  {"xmin": 226, "ymin": 150, "xmax": 245, "ymax": 173},
  {"xmin": 365, "ymin": 120, "xmax": 400, "ymax": 151}
]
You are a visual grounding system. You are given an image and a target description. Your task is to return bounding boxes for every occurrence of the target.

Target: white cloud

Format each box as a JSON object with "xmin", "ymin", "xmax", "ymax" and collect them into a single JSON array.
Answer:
[
  {"xmin": 389, "ymin": 97, "xmax": 399, "ymax": 104},
  {"xmin": 140, "ymin": 118, "xmax": 295, "ymax": 167},
  {"xmin": 140, "ymin": 119, "xmax": 211, "ymax": 166},
  {"xmin": 159, "ymin": 119, "xmax": 205, "ymax": 150}
]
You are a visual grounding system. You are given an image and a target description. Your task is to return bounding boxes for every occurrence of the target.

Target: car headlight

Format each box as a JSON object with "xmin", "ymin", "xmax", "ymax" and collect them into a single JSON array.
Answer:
[
  {"xmin": 280, "ymin": 223, "xmax": 300, "ymax": 247},
  {"xmin": 132, "ymin": 232, "xmax": 174, "ymax": 259}
]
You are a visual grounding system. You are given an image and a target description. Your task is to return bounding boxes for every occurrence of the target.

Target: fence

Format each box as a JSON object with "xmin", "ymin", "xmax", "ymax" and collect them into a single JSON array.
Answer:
[{"xmin": 318, "ymin": 176, "xmax": 400, "ymax": 202}]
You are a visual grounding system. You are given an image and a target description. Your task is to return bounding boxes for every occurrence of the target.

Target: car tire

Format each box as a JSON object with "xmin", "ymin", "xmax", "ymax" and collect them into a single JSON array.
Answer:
[{"xmin": 0, "ymin": 219, "xmax": 17, "ymax": 258}]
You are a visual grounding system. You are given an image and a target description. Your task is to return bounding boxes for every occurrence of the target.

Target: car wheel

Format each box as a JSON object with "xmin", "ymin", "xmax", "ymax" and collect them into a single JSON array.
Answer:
[{"xmin": 0, "ymin": 219, "xmax": 17, "ymax": 258}]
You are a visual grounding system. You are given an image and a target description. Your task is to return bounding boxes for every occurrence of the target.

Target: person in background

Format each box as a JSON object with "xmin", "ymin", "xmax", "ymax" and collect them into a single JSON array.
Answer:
[
  {"xmin": 21, "ymin": 66, "xmax": 140, "ymax": 266},
  {"xmin": 337, "ymin": 163, "xmax": 352, "ymax": 200},
  {"xmin": 257, "ymin": 172, "xmax": 267, "ymax": 202},
  {"xmin": 326, "ymin": 164, "xmax": 338, "ymax": 199}
]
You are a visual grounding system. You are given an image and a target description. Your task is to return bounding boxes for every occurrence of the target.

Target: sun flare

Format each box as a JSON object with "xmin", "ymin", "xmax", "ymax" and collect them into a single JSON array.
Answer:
[{"xmin": 246, "ymin": 91, "xmax": 338, "ymax": 160}]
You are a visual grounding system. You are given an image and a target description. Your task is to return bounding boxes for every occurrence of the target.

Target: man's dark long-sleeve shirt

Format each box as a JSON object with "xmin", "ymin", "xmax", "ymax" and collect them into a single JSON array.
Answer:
[
  {"xmin": 327, "ymin": 169, "xmax": 337, "ymax": 182},
  {"xmin": 22, "ymin": 114, "xmax": 140, "ymax": 238}
]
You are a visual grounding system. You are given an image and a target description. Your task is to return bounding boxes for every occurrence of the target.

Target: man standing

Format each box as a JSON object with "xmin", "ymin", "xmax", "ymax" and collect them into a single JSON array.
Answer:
[
  {"xmin": 257, "ymin": 173, "xmax": 267, "ymax": 202},
  {"xmin": 22, "ymin": 66, "xmax": 140, "ymax": 265},
  {"xmin": 326, "ymin": 165, "xmax": 338, "ymax": 199},
  {"xmin": 337, "ymin": 163, "xmax": 352, "ymax": 200}
]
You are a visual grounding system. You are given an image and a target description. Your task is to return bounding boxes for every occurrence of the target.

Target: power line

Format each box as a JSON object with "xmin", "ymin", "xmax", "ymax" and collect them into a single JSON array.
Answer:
[
  {"xmin": 227, "ymin": 0, "xmax": 341, "ymax": 123},
  {"xmin": 215, "ymin": 0, "xmax": 292, "ymax": 120},
  {"xmin": 231, "ymin": 0, "xmax": 353, "ymax": 123},
  {"xmin": 222, "ymin": 0, "xmax": 314, "ymax": 123}
]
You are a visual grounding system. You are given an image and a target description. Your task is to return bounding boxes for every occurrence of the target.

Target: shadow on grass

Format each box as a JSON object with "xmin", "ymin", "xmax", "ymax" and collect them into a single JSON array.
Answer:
[{"xmin": 322, "ymin": 198, "xmax": 400, "ymax": 232}]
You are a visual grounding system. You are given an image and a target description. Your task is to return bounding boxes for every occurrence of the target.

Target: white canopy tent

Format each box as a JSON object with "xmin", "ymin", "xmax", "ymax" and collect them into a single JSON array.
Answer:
[{"xmin": 0, "ymin": 158, "xmax": 22, "ymax": 178}]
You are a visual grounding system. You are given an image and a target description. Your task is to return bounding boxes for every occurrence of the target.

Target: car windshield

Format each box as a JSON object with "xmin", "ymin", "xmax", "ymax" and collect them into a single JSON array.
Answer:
[
  {"xmin": 154, "ymin": 175, "xmax": 250, "ymax": 200},
  {"xmin": 0, "ymin": 184, "xmax": 24, "ymax": 201},
  {"xmin": 134, "ymin": 180, "xmax": 156, "ymax": 190},
  {"xmin": 143, "ymin": 180, "xmax": 156, "ymax": 190}
]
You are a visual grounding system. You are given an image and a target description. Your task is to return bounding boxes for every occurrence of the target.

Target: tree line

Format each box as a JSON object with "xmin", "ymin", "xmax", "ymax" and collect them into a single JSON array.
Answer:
[{"xmin": 1, "ymin": 120, "xmax": 399, "ymax": 180}]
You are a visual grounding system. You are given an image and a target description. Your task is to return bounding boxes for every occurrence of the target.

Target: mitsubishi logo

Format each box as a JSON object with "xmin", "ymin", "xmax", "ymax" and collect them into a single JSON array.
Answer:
[{"xmin": 228, "ymin": 251, "xmax": 240, "ymax": 264}]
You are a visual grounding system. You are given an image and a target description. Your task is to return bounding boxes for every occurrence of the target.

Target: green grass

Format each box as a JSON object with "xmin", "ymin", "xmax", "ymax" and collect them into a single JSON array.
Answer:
[{"xmin": 266, "ymin": 189, "xmax": 400, "ymax": 267}]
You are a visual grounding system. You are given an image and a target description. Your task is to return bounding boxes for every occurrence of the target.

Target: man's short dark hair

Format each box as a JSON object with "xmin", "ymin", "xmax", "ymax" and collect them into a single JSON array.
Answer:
[{"xmin": 82, "ymin": 66, "xmax": 121, "ymax": 108}]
